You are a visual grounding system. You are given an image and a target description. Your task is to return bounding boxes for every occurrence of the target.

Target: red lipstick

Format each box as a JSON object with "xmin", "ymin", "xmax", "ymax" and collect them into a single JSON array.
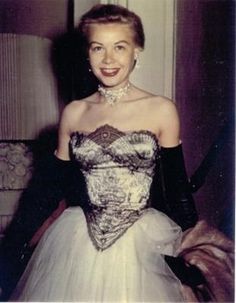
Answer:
[{"xmin": 100, "ymin": 68, "xmax": 120, "ymax": 77}]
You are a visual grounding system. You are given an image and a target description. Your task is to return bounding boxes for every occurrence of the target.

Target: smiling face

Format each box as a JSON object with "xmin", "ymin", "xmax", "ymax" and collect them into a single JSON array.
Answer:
[{"xmin": 88, "ymin": 23, "xmax": 140, "ymax": 89}]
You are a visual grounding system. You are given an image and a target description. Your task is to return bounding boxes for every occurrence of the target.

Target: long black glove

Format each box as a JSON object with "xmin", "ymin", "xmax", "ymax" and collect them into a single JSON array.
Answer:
[
  {"xmin": 0, "ymin": 154, "xmax": 77, "ymax": 300},
  {"xmin": 159, "ymin": 144, "xmax": 198, "ymax": 231},
  {"xmin": 150, "ymin": 144, "xmax": 202, "ymax": 287}
]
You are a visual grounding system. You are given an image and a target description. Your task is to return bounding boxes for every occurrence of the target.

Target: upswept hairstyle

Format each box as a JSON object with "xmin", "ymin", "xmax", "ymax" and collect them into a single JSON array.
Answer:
[{"xmin": 78, "ymin": 4, "xmax": 145, "ymax": 49}]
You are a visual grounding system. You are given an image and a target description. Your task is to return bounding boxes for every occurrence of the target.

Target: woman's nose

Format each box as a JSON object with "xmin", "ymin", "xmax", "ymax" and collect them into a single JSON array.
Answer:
[{"xmin": 102, "ymin": 50, "xmax": 114, "ymax": 64}]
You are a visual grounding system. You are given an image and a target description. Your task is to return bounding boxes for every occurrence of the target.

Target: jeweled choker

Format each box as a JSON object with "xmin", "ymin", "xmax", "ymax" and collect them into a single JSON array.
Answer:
[{"xmin": 98, "ymin": 83, "xmax": 130, "ymax": 106}]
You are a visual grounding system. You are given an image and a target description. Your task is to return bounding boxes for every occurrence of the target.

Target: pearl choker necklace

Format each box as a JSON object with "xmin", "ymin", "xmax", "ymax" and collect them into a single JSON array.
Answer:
[{"xmin": 98, "ymin": 83, "xmax": 131, "ymax": 106}]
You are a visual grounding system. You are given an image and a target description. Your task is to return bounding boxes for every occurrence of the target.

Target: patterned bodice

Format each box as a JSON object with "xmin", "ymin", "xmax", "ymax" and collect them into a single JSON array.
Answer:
[{"xmin": 70, "ymin": 124, "xmax": 160, "ymax": 250}]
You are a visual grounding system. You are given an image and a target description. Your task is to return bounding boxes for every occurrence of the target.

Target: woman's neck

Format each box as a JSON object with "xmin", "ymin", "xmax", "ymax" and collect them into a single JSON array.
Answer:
[{"xmin": 97, "ymin": 82, "xmax": 131, "ymax": 106}]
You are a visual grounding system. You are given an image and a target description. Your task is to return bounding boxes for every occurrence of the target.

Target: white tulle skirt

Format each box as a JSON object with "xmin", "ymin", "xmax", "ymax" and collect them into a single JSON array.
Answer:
[{"xmin": 10, "ymin": 207, "xmax": 185, "ymax": 302}]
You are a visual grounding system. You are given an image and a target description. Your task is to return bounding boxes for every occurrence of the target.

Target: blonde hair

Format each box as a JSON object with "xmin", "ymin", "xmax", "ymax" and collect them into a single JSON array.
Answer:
[{"xmin": 78, "ymin": 4, "xmax": 145, "ymax": 49}]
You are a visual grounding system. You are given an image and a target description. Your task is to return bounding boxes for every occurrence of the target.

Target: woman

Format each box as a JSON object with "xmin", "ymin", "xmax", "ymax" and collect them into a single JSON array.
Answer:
[{"xmin": 9, "ymin": 4, "xmax": 198, "ymax": 301}]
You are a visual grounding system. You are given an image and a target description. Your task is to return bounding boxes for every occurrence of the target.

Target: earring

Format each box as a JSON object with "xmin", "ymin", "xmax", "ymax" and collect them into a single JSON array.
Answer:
[
  {"xmin": 134, "ymin": 54, "xmax": 140, "ymax": 69},
  {"xmin": 87, "ymin": 58, "xmax": 92, "ymax": 72}
]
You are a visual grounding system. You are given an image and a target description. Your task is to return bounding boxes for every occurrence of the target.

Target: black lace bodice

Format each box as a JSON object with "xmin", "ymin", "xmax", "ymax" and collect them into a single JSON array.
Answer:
[{"xmin": 70, "ymin": 124, "xmax": 160, "ymax": 250}]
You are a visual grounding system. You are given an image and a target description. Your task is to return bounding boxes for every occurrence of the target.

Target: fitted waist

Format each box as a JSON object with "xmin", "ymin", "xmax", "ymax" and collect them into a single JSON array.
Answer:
[{"xmin": 85, "ymin": 204, "xmax": 147, "ymax": 251}]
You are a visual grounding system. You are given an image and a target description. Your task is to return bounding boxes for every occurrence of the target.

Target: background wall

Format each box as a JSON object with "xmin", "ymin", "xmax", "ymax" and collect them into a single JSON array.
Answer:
[
  {"xmin": 128, "ymin": 0, "xmax": 176, "ymax": 99},
  {"xmin": 74, "ymin": 0, "xmax": 100, "ymax": 22},
  {"xmin": 0, "ymin": 0, "xmax": 68, "ymax": 39}
]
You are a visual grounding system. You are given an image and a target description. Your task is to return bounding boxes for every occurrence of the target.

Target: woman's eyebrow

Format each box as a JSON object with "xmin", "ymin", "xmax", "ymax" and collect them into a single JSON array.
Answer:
[
  {"xmin": 115, "ymin": 40, "xmax": 130, "ymax": 45},
  {"xmin": 89, "ymin": 40, "xmax": 130, "ymax": 46},
  {"xmin": 89, "ymin": 41, "xmax": 103, "ymax": 46}
]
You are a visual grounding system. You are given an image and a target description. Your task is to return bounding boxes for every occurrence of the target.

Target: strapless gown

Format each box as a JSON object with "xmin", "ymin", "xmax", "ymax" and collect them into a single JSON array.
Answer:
[{"xmin": 10, "ymin": 124, "xmax": 185, "ymax": 302}]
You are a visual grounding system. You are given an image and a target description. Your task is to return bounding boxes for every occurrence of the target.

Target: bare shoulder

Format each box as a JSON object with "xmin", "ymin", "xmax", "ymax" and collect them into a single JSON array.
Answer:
[
  {"xmin": 141, "ymin": 95, "xmax": 180, "ymax": 141},
  {"xmin": 150, "ymin": 95, "xmax": 176, "ymax": 108},
  {"xmin": 63, "ymin": 98, "xmax": 86, "ymax": 116},
  {"xmin": 59, "ymin": 97, "xmax": 89, "ymax": 132},
  {"xmin": 147, "ymin": 95, "xmax": 178, "ymax": 118},
  {"xmin": 61, "ymin": 93, "xmax": 97, "ymax": 119}
]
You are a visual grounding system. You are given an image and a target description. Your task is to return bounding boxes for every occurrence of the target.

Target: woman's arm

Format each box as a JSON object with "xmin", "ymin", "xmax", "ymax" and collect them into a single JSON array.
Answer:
[
  {"xmin": 154, "ymin": 98, "xmax": 198, "ymax": 230},
  {"xmin": 157, "ymin": 98, "xmax": 180, "ymax": 148},
  {"xmin": 55, "ymin": 103, "xmax": 74, "ymax": 160}
]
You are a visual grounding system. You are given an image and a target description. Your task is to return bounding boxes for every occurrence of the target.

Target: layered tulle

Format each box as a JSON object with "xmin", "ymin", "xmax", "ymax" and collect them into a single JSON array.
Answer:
[{"xmin": 11, "ymin": 207, "xmax": 185, "ymax": 302}]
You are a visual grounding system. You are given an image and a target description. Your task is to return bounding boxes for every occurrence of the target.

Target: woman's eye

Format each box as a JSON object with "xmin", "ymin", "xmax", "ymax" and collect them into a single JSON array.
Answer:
[
  {"xmin": 91, "ymin": 46, "xmax": 103, "ymax": 52},
  {"xmin": 115, "ymin": 45, "xmax": 126, "ymax": 51}
]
